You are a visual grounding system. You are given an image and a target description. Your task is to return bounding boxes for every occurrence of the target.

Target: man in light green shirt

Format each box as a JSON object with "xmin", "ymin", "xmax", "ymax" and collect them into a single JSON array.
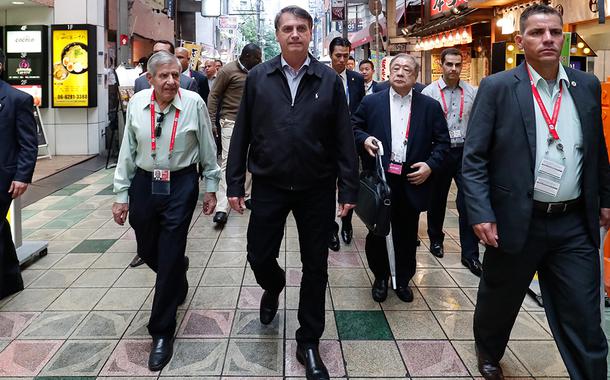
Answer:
[{"xmin": 111, "ymin": 51, "xmax": 220, "ymax": 372}]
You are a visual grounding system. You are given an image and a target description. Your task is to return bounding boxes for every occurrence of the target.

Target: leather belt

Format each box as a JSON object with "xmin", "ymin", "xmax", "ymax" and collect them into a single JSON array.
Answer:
[
  {"xmin": 533, "ymin": 197, "xmax": 582, "ymax": 214},
  {"xmin": 136, "ymin": 164, "xmax": 197, "ymax": 178}
]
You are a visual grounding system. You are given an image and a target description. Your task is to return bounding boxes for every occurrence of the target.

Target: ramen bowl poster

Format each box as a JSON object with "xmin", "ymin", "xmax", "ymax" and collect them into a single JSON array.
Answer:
[{"xmin": 51, "ymin": 25, "xmax": 97, "ymax": 107}]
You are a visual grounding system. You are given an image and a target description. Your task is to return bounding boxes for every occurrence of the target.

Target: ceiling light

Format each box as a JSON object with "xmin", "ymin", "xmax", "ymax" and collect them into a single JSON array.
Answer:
[
  {"xmin": 577, "ymin": 42, "xmax": 585, "ymax": 49},
  {"xmin": 507, "ymin": 44, "xmax": 515, "ymax": 51},
  {"xmin": 583, "ymin": 47, "xmax": 591, "ymax": 54},
  {"xmin": 507, "ymin": 57, "xmax": 514, "ymax": 64}
]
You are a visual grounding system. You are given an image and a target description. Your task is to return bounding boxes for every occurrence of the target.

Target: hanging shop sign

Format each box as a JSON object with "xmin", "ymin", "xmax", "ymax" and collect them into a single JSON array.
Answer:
[
  {"xmin": 430, "ymin": 0, "xmax": 467, "ymax": 18},
  {"xmin": 51, "ymin": 24, "xmax": 97, "ymax": 108},
  {"xmin": 3, "ymin": 25, "xmax": 48, "ymax": 108},
  {"xmin": 331, "ymin": 0, "xmax": 346, "ymax": 21},
  {"xmin": 415, "ymin": 26, "xmax": 472, "ymax": 51}
]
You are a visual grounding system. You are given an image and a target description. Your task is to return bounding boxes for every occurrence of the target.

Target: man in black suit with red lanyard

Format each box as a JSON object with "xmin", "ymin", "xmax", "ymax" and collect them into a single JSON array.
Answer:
[{"xmin": 0, "ymin": 48, "xmax": 38, "ymax": 299}]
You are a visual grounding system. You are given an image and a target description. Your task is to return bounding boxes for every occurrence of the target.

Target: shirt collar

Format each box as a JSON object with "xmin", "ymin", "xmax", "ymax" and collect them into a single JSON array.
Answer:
[
  {"xmin": 527, "ymin": 63, "xmax": 570, "ymax": 89},
  {"xmin": 182, "ymin": 68, "xmax": 190, "ymax": 77},
  {"xmin": 237, "ymin": 58, "xmax": 249, "ymax": 73},
  {"xmin": 390, "ymin": 86, "xmax": 412, "ymax": 100},
  {"xmin": 143, "ymin": 88, "xmax": 184, "ymax": 112},
  {"xmin": 438, "ymin": 76, "xmax": 461, "ymax": 90},
  {"xmin": 281, "ymin": 55, "xmax": 310, "ymax": 74}
]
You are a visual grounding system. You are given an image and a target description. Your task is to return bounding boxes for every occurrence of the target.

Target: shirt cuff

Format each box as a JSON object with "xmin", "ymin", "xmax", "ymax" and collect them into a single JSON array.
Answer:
[
  {"xmin": 115, "ymin": 191, "xmax": 129, "ymax": 204},
  {"xmin": 204, "ymin": 178, "xmax": 219, "ymax": 193}
]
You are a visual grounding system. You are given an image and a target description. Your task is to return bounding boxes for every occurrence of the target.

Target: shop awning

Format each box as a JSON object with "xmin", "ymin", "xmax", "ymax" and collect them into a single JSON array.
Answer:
[{"xmin": 411, "ymin": 7, "xmax": 493, "ymax": 37}]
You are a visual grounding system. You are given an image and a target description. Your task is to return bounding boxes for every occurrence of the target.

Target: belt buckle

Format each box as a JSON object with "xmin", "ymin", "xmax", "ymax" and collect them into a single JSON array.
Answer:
[{"xmin": 546, "ymin": 202, "xmax": 567, "ymax": 213}]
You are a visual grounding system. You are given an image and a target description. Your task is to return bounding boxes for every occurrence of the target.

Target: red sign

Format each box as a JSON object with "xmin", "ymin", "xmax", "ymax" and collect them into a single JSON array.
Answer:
[
  {"xmin": 430, "ymin": 0, "xmax": 467, "ymax": 17},
  {"xmin": 120, "ymin": 34, "xmax": 129, "ymax": 45}
]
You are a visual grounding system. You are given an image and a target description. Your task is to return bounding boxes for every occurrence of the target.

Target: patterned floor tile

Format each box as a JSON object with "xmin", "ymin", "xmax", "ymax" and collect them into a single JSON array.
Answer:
[
  {"xmin": 285, "ymin": 310, "xmax": 338, "ymax": 340},
  {"xmin": 71, "ymin": 311, "xmax": 135, "ymax": 339},
  {"xmin": 100, "ymin": 339, "xmax": 158, "ymax": 376},
  {"xmin": 231, "ymin": 310, "xmax": 284, "ymax": 338},
  {"xmin": 509, "ymin": 312, "xmax": 553, "ymax": 340},
  {"xmin": 528, "ymin": 311, "xmax": 552, "ymax": 334},
  {"xmin": 47, "ymin": 288, "xmax": 107, "ymax": 311},
  {"xmin": 285, "ymin": 340, "xmax": 345, "ymax": 377},
  {"xmin": 397, "ymin": 340, "xmax": 469, "ymax": 377},
  {"xmin": 114, "ymin": 268, "xmax": 157, "ymax": 288},
  {"xmin": 23, "ymin": 253, "xmax": 65, "ymax": 269},
  {"xmin": 335, "ymin": 310, "xmax": 393, "ymax": 340},
  {"xmin": 342, "ymin": 340, "xmax": 406, "ymax": 377},
  {"xmin": 94, "ymin": 288, "xmax": 151, "ymax": 311},
  {"xmin": 29, "ymin": 269, "xmax": 84, "ymax": 289},
  {"xmin": 330, "ymin": 288, "xmax": 380, "ymax": 310},
  {"xmin": 90, "ymin": 252, "xmax": 136, "ymax": 269},
  {"xmin": 0, "ymin": 340, "xmax": 63, "ymax": 376},
  {"xmin": 284, "ymin": 287, "xmax": 333, "ymax": 310},
  {"xmin": 20, "ymin": 311, "xmax": 87, "ymax": 339},
  {"xmin": 328, "ymin": 268, "xmax": 370, "ymax": 287},
  {"xmin": 433, "ymin": 311, "xmax": 475, "ymax": 340},
  {"xmin": 71, "ymin": 268, "xmax": 124, "ymax": 287},
  {"xmin": 40, "ymin": 339, "xmax": 117, "ymax": 376},
  {"xmin": 412, "ymin": 268, "xmax": 458, "ymax": 287},
  {"xmin": 222, "ymin": 338, "xmax": 283, "ymax": 377},
  {"xmin": 161, "ymin": 339, "xmax": 227, "ymax": 376},
  {"xmin": 452, "ymin": 340, "xmax": 530, "ymax": 377},
  {"xmin": 185, "ymin": 238, "xmax": 217, "ymax": 252},
  {"xmin": 508, "ymin": 340, "xmax": 568, "ymax": 377},
  {"xmin": 285, "ymin": 268, "xmax": 302, "ymax": 286},
  {"xmin": 106, "ymin": 239, "xmax": 138, "ymax": 253},
  {"xmin": 419, "ymin": 287, "xmax": 474, "ymax": 310},
  {"xmin": 237, "ymin": 287, "xmax": 285, "ymax": 310},
  {"xmin": 123, "ymin": 310, "xmax": 185, "ymax": 338},
  {"xmin": 52, "ymin": 254, "xmax": 101, "ymax": 269},
  {"xmin": 446, "ymin": 268, "xmax": 481, "ymax": 288},
  {"xmin": 191, "ymin": 287, "xmax": 240, "ymax": 309},
  {"xmin": 380, "ymin": 287, "xmax": 431, "ymax": 311},
  {"xmin": 70, "ymin": 239, "xmax": 117, "ymax": 254},
  {"xmin": 88, "ymin": 228, "xmax": 128, "ymax": 240},
  {"xmin": 206, "ymin": 251, "xmax": 246, "ymax": 267},
  {"xmin": 385, "ymin": 310, "xmax": 446, "ymax": 340},
  {"xmin": 1, "ymin": 289, "xmax": 64, "ymax": 312},
  {"xmin": 177, "ymin": 310, "xmax": 234, "ymax": 338},
  {"xmin": 0, "ymin": 312, "xmax": 38, "ymax": 338},
  {"xmin": 327, "ymin": 252, "xmax": 362, "ymax": 268},
  {"xmin": 200, "ymin": 267, "xmax": 244, "ymax": 286},
  {"xmin": 20, "ymin": 269, "xmax": 45, "ymax": 288},
  {"xmin": 214, "ymin": 237, "xmax": 247, "ymax": 252}
]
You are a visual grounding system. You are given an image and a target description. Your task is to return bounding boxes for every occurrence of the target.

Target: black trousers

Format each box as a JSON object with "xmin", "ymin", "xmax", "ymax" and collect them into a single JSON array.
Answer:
[
  {"xmin": 247, "ymin": 179, "xmax": 335, "ymax": 346},
  {"xmin": 427, "ymin": 147, "xmax": 479, "ymax": 260},
  {"xmin": 0, "ymin": 193, "xmax": 23, "ymax": 299},
  {"xmin": 474, "ymin": 208, "xmax": 607, "ymax": 380},
  {"xmin": 365, "ymin": 173, "xmax": 420, "ymax": 287},
  {"xmin": 128, "ymin": 166, "xmax": 198, "ymax": 338}
]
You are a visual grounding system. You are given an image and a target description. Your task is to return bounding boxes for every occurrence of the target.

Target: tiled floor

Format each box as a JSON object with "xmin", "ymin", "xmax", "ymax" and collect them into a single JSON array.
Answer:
[{"xmin": 0, "ymin": 167, "xmax": 606, "ymax": 379}]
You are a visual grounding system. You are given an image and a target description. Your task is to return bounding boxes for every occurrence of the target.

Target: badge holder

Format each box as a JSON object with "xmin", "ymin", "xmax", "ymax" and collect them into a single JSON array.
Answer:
[
  {"xmin": 534, "ymin": 135, "xmax": 566, "ymax": 198},
  {"xmin": 152, "ymin": 166, "xmax": 171, "ymax": 195},
  {"xmin": 388, "ymin": 143, "xmax": 407, "ymax": 175}
]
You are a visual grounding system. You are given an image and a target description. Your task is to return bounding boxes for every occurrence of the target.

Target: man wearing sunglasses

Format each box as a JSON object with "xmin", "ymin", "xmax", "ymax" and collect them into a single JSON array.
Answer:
[{"xmin": 112, "ymin": 51, "xmax": 220, "ymax": 372}]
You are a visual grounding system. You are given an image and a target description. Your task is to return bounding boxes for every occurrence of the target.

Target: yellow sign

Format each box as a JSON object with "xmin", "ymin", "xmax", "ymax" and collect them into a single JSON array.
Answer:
[
  {"xmin": 183, "ymin": 42, "xmax": 202, "ymax": 71},
  {"xmin": 52, "ymin": 29, "xmax": 90, "ymax": 107}
]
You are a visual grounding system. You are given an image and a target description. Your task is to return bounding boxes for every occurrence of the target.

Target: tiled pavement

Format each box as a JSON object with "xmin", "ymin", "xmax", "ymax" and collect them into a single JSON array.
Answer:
[{"xmin": 0, "ymin": 168, "xmax": 607, "ymax": 379}]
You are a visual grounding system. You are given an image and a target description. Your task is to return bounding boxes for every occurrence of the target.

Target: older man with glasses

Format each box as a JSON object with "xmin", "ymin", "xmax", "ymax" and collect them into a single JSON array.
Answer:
[{"xmin": 112, "ymin": 50, "xmax": 220, "ymax": 372}]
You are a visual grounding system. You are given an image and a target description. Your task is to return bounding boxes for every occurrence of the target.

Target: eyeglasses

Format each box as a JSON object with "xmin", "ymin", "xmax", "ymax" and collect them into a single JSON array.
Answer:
[{"xmin": 155, "ymin": 113, "xmax": 165, "ymax": 137}]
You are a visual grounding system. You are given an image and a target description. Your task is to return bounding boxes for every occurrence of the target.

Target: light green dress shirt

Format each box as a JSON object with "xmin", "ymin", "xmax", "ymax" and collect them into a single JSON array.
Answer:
[
  {"xmin": 113, "ymin": 88, "xmax": 221, "ymax": 203},
  {"xmin": 529, "ymin": 63, "xmax": 583, "ymax": 202}
]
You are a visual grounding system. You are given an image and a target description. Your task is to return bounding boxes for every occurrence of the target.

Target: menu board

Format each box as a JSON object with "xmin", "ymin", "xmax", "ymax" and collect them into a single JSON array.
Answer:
[{"xmin": 51, "ymin": 24, "xmax": 97, "ymax": 108}]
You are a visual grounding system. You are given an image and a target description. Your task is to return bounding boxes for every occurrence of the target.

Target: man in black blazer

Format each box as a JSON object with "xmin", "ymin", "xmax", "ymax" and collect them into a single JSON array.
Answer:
[
  {"xmin": 328, "ymin": 37, "xmax": 366, "ymax": 250},
  {"xmin": 353, "ymin": 53, "xmax": 449, "ymax": 303},
  {"xmin": 462, "ymin": 5, "xmax": 610, "ymax": 380},
  {"xmin": 0, "ymin": 49, "xmax": 38, "ymax": 299},
  {"xmin": 176, "ymin": 47, "xmax": 210, "ymax": 104}
]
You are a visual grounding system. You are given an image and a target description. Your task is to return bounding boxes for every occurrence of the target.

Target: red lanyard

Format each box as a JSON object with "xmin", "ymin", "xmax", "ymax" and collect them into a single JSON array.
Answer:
[
  {"xmin": 437, "ymin": 83, "xmax": 464, "ymax": 120},
  {"xmin": 150, "ymin": 91, "xmax": 181, "ymax": 158},
  {"xmin": 404, "ymin": 103, "xmax": 412, "ymax": 143},
  {"xmin": 526, "ymin": 66, "xmax": 562, "ymax": 140}
]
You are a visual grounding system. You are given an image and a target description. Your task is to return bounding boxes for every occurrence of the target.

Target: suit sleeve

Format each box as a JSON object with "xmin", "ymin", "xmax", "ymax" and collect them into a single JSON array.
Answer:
[
  {"xmin": 13, "ymin": 94, "xmax": 38, "ymax": 184},
  {"xmin": 207, "ymin": 69, "xmax": 229, "ymax": 125},
  {"xmin": 593, "ymin": 80, "xmax": 610, "ymax": 208},
  {"xmin": 462, "ymin": 77, "xmax": 497, "ymax": 225},
  {"xmin": 424, "ymin": 100, "xmax": 450, "ymax": 172},
  {"xmin": 352, "ymin": 98, "xmax": 370, "ymax": 154},
  {"xmin": 188, "ymin": 77, "xmax": 199, "ymax": 93},
  {"xmin": 334, "ymin": 76, "xmax": 359, "ymax": 204},
  {"xmin": 226, "ymin": 74, "xmax": 252, "ymax": 198}
]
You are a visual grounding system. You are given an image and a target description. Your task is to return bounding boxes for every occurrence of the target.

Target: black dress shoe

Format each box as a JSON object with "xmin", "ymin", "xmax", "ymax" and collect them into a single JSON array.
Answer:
[
  {"xmin": 148, "ymin": 336, "xmax": 174, "ymax": 371},
  {"xmin": 340, "ymin": 224, "xmax": 353, "ymax": 244},
  {"xmin": 462, "ymin": 257, "xmax": 483, "ymax": 277},
  {"xmin": 213, "ymin": 211, "xmax": 228, "ymax": 224},
  {"xmin": 477, "ymin": 353, "xmax": 504, "ymax": 380},
  {"xmin": 260, "ymin": 290, "xmax": 280, "ymax": 325},
  {"xmin": 371, "ymin": 278, "xmax": 388, "ymax": 302},
  {"xmin": 429, "ymin": 241, "xmax": 444, "ymax": 258},
  {"xmin": 395, "ymin": 285, "xmax": 414, "ymax": 302},
  {"xmin": 244, "ymin": 199, "xmax": 252, "ymax": 210},
  {"xmin": 328, "ymin": 231, "xmax": 340, "ymax": 252},
  {"xmin": 296, "ymin": 345, "xmax": 330, "ymax": 380},
  {"xmin": 129, "ymin": 255, "xmax": 145, "ymax": 268}
]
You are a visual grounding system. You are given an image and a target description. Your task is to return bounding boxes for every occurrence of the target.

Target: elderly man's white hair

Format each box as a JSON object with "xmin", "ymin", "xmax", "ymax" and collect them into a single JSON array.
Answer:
[
  {"xmin": 147, "ymin": 51, "xmax": 181, "ymax": 76},
  {"xmin": 389, "ymin": 53, "xmax": 420, "ymax": 74}
]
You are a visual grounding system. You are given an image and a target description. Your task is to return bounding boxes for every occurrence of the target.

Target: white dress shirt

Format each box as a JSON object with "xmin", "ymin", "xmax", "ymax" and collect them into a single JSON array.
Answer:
[
  {"xmin": 389, "ymin": 87, "xmax": 413, "ymax": 162},
  {"xmin": 281, "ymin": 55, "xmax": 311, "ymax": 105},
  {"xmin": 339, "ymin": 70, "xmax": 349, "ymax": 105}
]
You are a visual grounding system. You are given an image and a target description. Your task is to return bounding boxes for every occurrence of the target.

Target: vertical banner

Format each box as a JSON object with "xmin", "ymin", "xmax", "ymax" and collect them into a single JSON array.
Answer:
[
  {"xmin": 331, "ymin": 0, "xmax": 346, "ymax": 21},
  {"xmin": 560, "ymin": 32, "xmax": 572, "ymax": 67},
  {"xmin": 51, "ymin": 24, "xmax": 97, "ymax": 108}
]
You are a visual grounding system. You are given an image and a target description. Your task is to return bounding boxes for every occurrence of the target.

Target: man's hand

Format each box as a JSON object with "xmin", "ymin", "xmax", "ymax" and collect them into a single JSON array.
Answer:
[
  {"xmin": 229, "ymin": 197, "xmax": 246, "ymax": 214},
  {"xmin": 337, "ymin": 203, "xmax": 356, "ymax": 218},
  {"xmin": 600, "ymin": 208, "xmax": 610, "ymax": 230},
  {"xmin": 363, "ymin": 136, "xmax": 380, "ymax": 157},
  {"xmin": 8, "ymin": 181, "xmax": 28, "ymax": 199},
  {"xmin": 112, "ymin": 202, "xmax": 129, "ymax": 226},
  {"xmin": 406, "ymin": 162, "xmax": 431, "ymax": 185},
  {"xmin": 203, "ymin": 192, "xmax": 217, "ymax": 215},
  {"xmin": 212, "ymin": 127, "xmax": 219, "ymax": 138},
  {"xmin": 473, "ymin": 222, "xmax": 498, "ymax": 248}
]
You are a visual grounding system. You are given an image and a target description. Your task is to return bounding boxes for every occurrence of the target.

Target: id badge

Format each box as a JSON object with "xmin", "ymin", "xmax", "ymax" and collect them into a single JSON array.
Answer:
[
  {"xmin": 388, "ymin": 161, "xmax": 403, "ymax": 175},
  {"xmin": 449, "ymin": 129, "xmax": 462, "ymax": 139},
  {"xmin": 152, "ymin": 168, "xmax": 171, "ymax": 195},
  {"xmin": 534, "ymin": 176, "xmax": 560, "ymax": 197},
  {"xmin": 538, "ymin": 158, "xmax": 565, "ymax": 180}
]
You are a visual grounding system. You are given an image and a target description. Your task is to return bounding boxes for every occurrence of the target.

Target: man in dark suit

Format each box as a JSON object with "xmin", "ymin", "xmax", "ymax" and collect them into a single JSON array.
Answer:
[
  {"xmin": 462, "ymin": 5, "xmax": 610, "ymax": 380},
  {"xmin": 353, "ymin": 53, "xmax": 449, "ymax": 303},
  {"xmin": 176, "ymin": 47, "xmax": 209, "ymax": 104},
  {"xmin": 328, "ymin": 37, "xmax": 365, "ymax": 250},
  {"xmin": 0, "ymin": 49, "xmax": 38, "ymax": 299},
  {"xmin": 359, "ymin": 59, "xmax": 376, "ymax": 95}
]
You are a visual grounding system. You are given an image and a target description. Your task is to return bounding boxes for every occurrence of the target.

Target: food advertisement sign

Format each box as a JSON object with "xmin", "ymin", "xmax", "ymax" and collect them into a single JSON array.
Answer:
[{"xmin": 51, "ymin": 24, "xmax": 97, "ymax": 108}]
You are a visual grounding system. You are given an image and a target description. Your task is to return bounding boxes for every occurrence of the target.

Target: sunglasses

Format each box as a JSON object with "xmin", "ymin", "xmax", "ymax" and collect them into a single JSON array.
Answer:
[{"xmin": 155, "ymin": 113, "xmax": 165, "ymax": 137}]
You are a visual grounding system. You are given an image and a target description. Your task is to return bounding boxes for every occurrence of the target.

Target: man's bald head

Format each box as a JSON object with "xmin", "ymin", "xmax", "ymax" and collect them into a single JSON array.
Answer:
[{"xmin": 175, "ymin": 47, "xmax": 191, "ymax": 72}]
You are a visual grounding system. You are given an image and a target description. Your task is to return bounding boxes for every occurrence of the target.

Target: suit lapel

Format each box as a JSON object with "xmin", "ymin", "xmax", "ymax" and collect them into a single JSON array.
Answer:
[
  {"xmin": 513, "ymin": 63, "xmax": 536, "ymax": 168},
  {"xmin": 406, "ymin": 91, "xmax": 421, "ymax": 159},
  {"xmin": 564, "ymin": 69, "xmax": 590, "ymax": 160},
  {"xmin": 347, "ymin": 71, "xmax": 355, "ymax": 105},
  {"xmin": 380, "ymin": 90, "xmax": 392, "ymax": 149}
]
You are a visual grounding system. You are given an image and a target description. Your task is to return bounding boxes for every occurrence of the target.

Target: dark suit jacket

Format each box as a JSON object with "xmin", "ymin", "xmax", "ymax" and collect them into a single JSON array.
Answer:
[
  {"xmin": 373, "ymin": 80, "xmax": 425, "ymax": 94},
  {"xmin": 346, "ymin": 70, "xmax": 366, "ymax": 114},
  {"xmin": 133, "ymin": 73, "xmax": 198, "ymax": 93},
  {"xmin": 0, "ymin": 80, "xmax": 38, "ymax": 192},
  {"xmin": 462, "ymin": 62, "xmax": 610, "ymax": 253},
  {"xmin": 353, "ymin": 88, "xmax": 450, "ymax": 211},
  {"xmin": 190, "ymin": 69, "xmax": 210, "ymax": 104}
]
